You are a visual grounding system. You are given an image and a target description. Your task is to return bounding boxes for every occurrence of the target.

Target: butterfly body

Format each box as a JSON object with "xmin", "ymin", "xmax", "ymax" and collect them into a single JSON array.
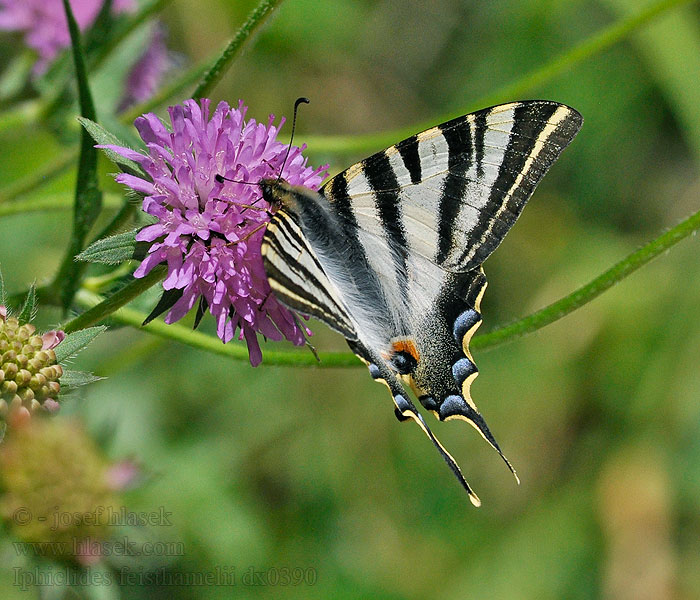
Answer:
[{"xmin": 261, "ymin": 101, "xmax": 583, "ymax": 504}]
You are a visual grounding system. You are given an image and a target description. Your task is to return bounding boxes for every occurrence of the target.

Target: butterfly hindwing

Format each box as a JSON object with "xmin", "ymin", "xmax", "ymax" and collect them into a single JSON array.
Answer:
[
  {"xmin": 262, "ymin": 207, "xmax": 357, "ymax": 340},
  {"xmin": 404, "ymin": 266, "xmax": 518, "ymax": 480},
  {"xmin": 260, "ymin": 100, "xmax": 582, "ymax": 500}
]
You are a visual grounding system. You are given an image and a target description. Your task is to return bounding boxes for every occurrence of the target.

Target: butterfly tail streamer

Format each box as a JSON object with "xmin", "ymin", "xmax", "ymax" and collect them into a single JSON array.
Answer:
[
  {"xmin": 394, "ymin": 393, "xmax": 482, "ymax": 507},
  {"xmin": 349, "ymin": 341, "xmax": 482, "ymax": 506},
  {"xmin": 439, "ymin": 398, "xmax": 520, "ymax": 485}
]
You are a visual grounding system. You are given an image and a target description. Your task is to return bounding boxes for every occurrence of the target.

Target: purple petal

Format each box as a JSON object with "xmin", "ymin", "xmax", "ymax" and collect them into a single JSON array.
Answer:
[
  {"xmin": 41, "ymin": 330, "xmax": 65, "ymax": 350},
  {"xmin": 115, "ymin": 173, "xmax": 155, "ymax": 195}
]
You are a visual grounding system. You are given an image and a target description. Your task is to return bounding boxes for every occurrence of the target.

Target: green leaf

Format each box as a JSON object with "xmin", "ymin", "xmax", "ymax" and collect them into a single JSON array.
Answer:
[
  {"xmin": 78, "ymin": 117, "xmax": 147, "ymax": 177},
  {"xmin": 192, "ymin": 0, "xmax": 286, "ymax": 101},
  {"xmin": 0, "ymin": 51, "xmax": 34, "ymax": 102},
  {"xmin": 54, "ymin": 326, "xmax": 107, "ymax": 363},
  {"xmin": 0, "ymin": 267, "xmax": 5, "ymax": 306},
  {"xmin": 76, "ymin": 230, "xmax": 139, "ymax": 265},
  {"xmin": 53, "ymin": 0, "xmax": 103, "ymax": 312},
  {"xmin": 59, "ymin": 369, "xmax": 105, "ymax": 389},
  {"xmin": 18, "ymin": 284, "xmax": 37, "ymax": 323}
]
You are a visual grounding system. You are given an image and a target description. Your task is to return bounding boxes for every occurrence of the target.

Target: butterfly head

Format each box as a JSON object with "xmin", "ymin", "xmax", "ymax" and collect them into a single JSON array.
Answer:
[
  {"xmin": 259, "ymin": 178, "xmax": 314, "ymax": 219},
  {"xmin": 259, "ymin": 178, "xmax": 293, "ymax": 211}
]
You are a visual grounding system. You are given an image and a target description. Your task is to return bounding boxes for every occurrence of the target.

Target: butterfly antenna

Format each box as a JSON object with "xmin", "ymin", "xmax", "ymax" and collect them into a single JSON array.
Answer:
[
  {"xmin": 278, "ymin": 97, "xmax": 310, "ymax": 182},
  {"xmin": 214, "ymin": 174, "xmax": 247, "ymax": 185}
]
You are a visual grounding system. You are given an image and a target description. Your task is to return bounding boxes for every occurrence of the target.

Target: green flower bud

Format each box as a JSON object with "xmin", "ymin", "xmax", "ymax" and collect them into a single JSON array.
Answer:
[{"xmin": 0, "ymin": 309, "xmax": 65, "ymax": 423}]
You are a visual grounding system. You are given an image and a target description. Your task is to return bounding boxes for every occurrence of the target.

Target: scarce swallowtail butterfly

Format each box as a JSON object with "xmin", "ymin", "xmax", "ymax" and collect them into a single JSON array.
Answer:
[{"xmin": 260, "ymin": 101, "xmax": 583, "ymax": 505}]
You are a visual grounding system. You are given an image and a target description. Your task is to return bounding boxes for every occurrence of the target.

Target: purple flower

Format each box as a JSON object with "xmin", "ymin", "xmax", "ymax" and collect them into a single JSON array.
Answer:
[
  {"xmin": 0, "ymin": 0, "xmax": 135, "ymax": 73},
  {"xmin": 117, "ymin": 23, "xmax": 171, "ymax": 112},
  {"xmin": 102, "ymin": 99, "xmax": 327, "ymax": 365}
]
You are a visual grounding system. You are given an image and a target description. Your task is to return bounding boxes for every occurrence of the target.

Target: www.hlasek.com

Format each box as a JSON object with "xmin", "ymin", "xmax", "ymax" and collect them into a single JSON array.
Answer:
[
  {"xmin": 14, "ymin": 566, "xmax": 318, "ymax": 590},
  {"xmin": 13, "ymin": 537, "xmax": 185, "ymax": 558}
]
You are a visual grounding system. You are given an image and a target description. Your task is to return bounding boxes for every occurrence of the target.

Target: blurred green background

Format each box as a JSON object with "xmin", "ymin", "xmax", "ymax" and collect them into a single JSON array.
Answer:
[{"xmin": 1, "ymin": 0, "xmax": 700, "ymax": 598}]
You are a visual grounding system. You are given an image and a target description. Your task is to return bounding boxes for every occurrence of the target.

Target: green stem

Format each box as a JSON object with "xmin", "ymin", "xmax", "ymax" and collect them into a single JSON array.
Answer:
[
  {"xmin": 72, "ymin": 288, "xmax": 359, "ymax": 367},
  {"xmin": 303, "ymin": 0, "xmax": 694, "ymax": 155},
  {"xmin": 473, "ymin": 208, "xmax": 700, "ymax": 351},
  {"xmin": 192, "ymin": 0, "xmax": 285, "ymax": 101},
  {"xmin": 62, "ymin": 204, "xmax": 700, "ymax": 365},
  {"xmin": 62, "ymin": 266, "xmax": 167, "ymax": 333},
  {"xmin": 0, "ymin": 193, "xmax": 123, "ymax": 217},
  {"xmin": 54, "ymin": 0, "xmax": 102, "ymax": 310}
]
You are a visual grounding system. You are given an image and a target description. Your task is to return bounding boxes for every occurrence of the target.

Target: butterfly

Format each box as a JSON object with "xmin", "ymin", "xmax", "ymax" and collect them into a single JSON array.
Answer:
[{"xmin": 259, "ymin": 101, "xmax": 583, "ymax": 505}]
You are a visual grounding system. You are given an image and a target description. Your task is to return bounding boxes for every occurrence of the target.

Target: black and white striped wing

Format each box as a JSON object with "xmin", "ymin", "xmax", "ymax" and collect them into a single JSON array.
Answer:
[
  {"xmin": 262, "ymin": 209, "xmax": 357, "ymax": 340},
  {"xmin": 323, "ymin": 101, "xmax": 582, "ymax": 273},
  {"xmin": 260, "ymin": 100, "xmax": 582, "ymax": 501}
]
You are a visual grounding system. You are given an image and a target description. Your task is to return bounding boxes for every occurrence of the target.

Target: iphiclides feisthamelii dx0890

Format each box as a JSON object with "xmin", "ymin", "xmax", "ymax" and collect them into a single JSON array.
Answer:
[{"xmin": 259, "ymin": 101, "xmax": 583, "ymax": 506}]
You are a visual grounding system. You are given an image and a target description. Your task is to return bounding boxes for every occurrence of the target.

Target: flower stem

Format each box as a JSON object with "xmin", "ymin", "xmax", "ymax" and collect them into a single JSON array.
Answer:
[
  {"xmin": 303, "ymin": 0, "xmax": 694, "ymax": 155},
  {"xmin": 192, "ymin": 0, "xmax": 285, "ymax": 101},
  {"xmin": 54, "ymin": 0, "xmax": 102, "ymax": 311},
  {"xmin": 64, "ymin": 204, "xmax": 700, "ymax": 365},
  {"xmin": 71, "ymin": 287, "xmax": 360, "ymax": 367},
  {"xmin": 473, "ymin": 208, "xmax": 700, "ymax": 351}
]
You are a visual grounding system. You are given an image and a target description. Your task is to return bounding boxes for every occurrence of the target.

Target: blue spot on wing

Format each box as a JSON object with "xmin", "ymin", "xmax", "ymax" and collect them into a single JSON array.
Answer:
[
  {"xmin": 452, "ymin": 358, "xmax": 478, "ymax": 386},
  {"xmin": 453, "ymin": 309, "xmax": 481, "ymax": 343},
  {"xmin": 419, "ymin": 395, "xmax": 438, "ymax": 412},
  {"xmin": 439, "ymin": 395, "xmax": 468, "ymax": 421}
]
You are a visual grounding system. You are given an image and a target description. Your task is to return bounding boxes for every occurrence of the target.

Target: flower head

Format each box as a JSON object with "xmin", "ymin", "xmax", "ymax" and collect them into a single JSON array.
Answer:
[
  {"xmin": 0, "ymin": 0, "xmax": 135, "ymax": 73},
  {"xmin": 103, "ymin": 99, "xmax": 327, "ymax": 365},
  {"xmin": 0, "ymin": 418, "xmax": 122, "ymax": 565},
  {"xmin": 1, "ymin": 305, "xmax": 65, "ymax": 425}
]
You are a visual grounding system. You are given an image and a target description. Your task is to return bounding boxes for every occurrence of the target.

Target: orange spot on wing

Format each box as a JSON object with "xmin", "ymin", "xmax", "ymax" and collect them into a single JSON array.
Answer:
[{"xmin": 391, "ymin": 338, "xmax": 420, "ymax": 361}]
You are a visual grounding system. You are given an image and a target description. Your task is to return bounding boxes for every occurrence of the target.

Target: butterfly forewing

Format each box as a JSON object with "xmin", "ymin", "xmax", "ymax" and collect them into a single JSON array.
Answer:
[{"xmin": 326, "ymin": 101, "xmax": 583, "ymax": 273}]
